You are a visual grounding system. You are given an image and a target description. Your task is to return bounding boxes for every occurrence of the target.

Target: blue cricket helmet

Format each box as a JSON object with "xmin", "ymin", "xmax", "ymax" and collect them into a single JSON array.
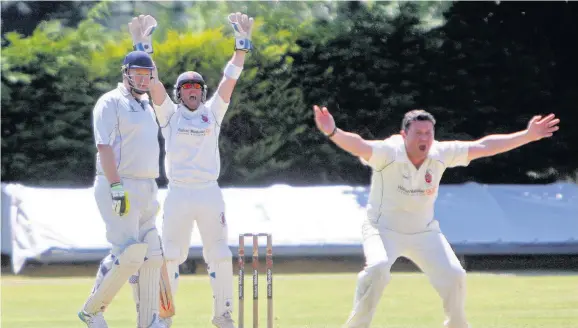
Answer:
[
  {"xmin": 121, "ymin": 51, "xmax": 154, "ymax": 94},
  {"xmin": 122, "ymin": 51, "xmax": 154, "ymax": 70}
]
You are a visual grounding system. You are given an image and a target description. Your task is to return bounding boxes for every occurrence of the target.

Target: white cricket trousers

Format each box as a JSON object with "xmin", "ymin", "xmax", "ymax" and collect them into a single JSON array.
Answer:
[
  {"xmin": 161, "ymin": 182, "xmax": 234, "ymax": 318},
  {"xmin": 93, "ymin": 176, "xmax": 160, "ymax": 256},
  {"xmin": 346, "ymin": 219, "xmax": 469, "ymax": 328}
]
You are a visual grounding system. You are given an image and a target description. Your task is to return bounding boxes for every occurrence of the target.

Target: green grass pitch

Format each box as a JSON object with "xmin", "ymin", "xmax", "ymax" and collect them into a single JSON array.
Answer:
[{"xmin": 2, "ymin": 272, "xmax": 577, "ymax": 327}]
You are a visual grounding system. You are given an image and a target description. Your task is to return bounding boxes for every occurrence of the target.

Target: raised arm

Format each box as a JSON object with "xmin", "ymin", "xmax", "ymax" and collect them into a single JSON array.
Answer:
[
  {"xmin": 214, "ymin": 12, "xmax": 254, "ymax": 103},
  {"xmin": 466, "ymin": 113, "xmax": 560, "ymax": 162},
  {"xmin": 313, "ymin": 105, "xmax": 373, "ymax": 161},
  {"xmin": 216, "ymin": 51, "xmax": 247, "ymax": 103},
  {"xmin": 128, "ymin": 15, "xmax": 174, "ymax": 125},
  {"xmin": 149, "ymin": 63, "xmax": 169, "ymax": 106}
]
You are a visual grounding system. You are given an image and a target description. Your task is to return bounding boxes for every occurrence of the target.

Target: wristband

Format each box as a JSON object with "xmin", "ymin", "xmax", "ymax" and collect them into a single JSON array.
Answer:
[
  {"xmin": 235, "ymin": 38, "xmax": 253, "ymax": 52},
  {"xmin": 326, "ymin": 127, "xmax": 338, "ymax": 138},
  {"xmin": 133, "ymin": 42, "xmax": 153, "ymax": 54},
  {"xmin": 224, "ymin": 62, "xmax": 243, "ymax": 80}
]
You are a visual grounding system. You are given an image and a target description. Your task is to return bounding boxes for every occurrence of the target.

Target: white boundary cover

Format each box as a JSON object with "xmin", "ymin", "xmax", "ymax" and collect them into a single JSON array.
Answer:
[{"xmin": 2, "ymin": 182, "xmax": 577, "ymax": 274}]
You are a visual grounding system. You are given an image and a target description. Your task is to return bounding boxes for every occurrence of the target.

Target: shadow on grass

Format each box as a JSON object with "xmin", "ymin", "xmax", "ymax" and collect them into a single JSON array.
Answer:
[{"xmin": 3, "ymin": 254, "xmax": 577, "ymax": 278}]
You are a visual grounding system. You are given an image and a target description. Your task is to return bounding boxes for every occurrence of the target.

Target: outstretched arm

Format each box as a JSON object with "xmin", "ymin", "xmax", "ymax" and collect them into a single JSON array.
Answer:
[
  {"xmin": 214, "ymin": 12, "xmax": 254, "ymax": 103},
  {"xmin": 313, "ymin": 105, "xmax": 373, "ymax": 161},
  {"xmin": 466, "ymin": 114, "xmax": 560, "ymax": 161}
]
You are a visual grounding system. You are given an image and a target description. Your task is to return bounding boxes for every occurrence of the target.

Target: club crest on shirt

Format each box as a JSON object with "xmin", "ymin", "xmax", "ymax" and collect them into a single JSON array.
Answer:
[
  {"xmin": 425, "ymin": 169, "xmax": 433, "ymax": 184},
  {"xmin": 220, "ymin": 212, "xmax": 226, "ymax": 226},
  {"xmin": 201, "ymin": 114, "xmax": 209, "ymax": 123}
]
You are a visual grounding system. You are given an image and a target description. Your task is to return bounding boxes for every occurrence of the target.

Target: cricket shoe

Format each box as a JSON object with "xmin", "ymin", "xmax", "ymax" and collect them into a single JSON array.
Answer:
[
  {"xmin": 211, "ymin": 311, "xmax": 236, "ymax": 328},
  {"xmin": 78, "ymin": 311, "xmax": 108, "ymax": 328},
  {"xmin": 159, "ymin": 317, "xmax": 172, "ymax": 327},
  {"xmin": 147, "ymin": 314, "xmax": 171, "ymax": 328}
]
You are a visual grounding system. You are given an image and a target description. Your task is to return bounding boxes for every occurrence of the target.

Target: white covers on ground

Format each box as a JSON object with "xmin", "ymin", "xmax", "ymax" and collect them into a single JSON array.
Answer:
[{"xmin": 2, "ymin": 182, "xmax": 577, "ymax": 274}]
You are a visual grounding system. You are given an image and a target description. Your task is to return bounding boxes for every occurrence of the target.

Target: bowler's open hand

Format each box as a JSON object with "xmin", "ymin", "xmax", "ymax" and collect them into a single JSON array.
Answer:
[
  {"xmin": 526, "ymin": 114, "xmax": 560, "ymax": 141},
  {"xmin": 313, "ymin": 105, "xmax": 336, "ymax": 136}
]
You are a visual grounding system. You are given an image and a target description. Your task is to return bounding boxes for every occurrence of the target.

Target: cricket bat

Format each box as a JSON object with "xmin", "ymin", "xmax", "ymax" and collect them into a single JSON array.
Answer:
[{"xmin": 159, "ymin": 260, "xmax": 175, "ymax": 318}]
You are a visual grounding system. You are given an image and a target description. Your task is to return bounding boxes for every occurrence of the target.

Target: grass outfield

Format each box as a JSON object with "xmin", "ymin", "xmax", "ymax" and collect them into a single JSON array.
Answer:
[{"xmin": 2, "ymin": 272, "xmax": 577, "ymax": 328}]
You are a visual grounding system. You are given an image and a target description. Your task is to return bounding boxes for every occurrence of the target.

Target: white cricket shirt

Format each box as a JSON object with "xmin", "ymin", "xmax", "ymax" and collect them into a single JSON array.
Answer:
[
  {"xmin": 93, "ymin": 83, "xmax": 160, "ymax": 179},
  {"xmin": 364, "ymin": 134, "xmax": 470, "ymax": 233},
  {"xmin": 153, "ymin": 94, "xmax": 229, "ymax": 187}
]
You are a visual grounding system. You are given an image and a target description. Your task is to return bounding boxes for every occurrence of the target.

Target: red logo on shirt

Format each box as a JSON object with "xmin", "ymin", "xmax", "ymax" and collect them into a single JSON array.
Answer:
[
  {"xmin": 201, "ymin": 114, "xmax": 209, "ymax": 123},
  {"xmin": 425, "ymin": 170, "xmax": 433, "ymax": 184}
]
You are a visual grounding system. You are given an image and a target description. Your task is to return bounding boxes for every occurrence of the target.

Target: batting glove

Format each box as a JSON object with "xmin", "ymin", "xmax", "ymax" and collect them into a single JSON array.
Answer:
[
  {"xmin": 228, "ymin": 12, "xmax": 254, "ymax": 52},
  {"xmin": 128, "ymin": 15, "xmax": 157, "ymax": 54},
  {"xmin": 110, "ymin": 182, "xmax": 130, "ymax": 217}
]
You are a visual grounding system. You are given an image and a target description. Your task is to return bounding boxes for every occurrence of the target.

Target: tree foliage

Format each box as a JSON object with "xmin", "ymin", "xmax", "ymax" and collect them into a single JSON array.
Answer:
[{"xmin": 2, "ymin": 1, "xmax": 576, "ymax": 187}]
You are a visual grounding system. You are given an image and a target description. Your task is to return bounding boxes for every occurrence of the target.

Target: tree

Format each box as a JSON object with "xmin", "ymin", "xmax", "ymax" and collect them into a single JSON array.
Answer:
[
  {"xmin": 422, "ymin": 1, "xmax": 578, "ymax": 183},
  {"xmin": 286, "ymin": 1, "xmax": 452, "ymax": 184},
  {"xmin": 2, "ymin": 20, "xmax": 116, "ymax": 185}
]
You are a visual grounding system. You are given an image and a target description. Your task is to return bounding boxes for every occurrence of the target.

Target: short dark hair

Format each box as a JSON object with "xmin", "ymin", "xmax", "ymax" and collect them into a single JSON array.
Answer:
[{"xmin": 401, "ymin": 109, "xmax": 436, "ymax": 131}]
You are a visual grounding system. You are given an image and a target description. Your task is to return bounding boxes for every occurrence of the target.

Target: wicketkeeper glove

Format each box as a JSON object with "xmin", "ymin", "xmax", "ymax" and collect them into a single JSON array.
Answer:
[
  {"xmin": 110, "ymin": 182, "xmax": 130, "ymax": 217},
  {"xmin": 228, "ymin": 13, "xmax": 254, "ymax": 52},
  {"xmin": 128, "ymin": 15, "xmax": 157, "ymax": 54}
]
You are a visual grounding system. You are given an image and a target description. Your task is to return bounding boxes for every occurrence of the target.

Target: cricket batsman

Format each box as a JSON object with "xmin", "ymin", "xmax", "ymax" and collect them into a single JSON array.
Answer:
[
  {"xmin": 128, "ymin": 12, "xmax": 254, "ymax": 328},
  {"xmin": 313, "ymin": 105, "xmax": 560, "ymax": 327},
  {"xmin": 78, "ymin": 50, "xmax": 166, "ymax": 328}
]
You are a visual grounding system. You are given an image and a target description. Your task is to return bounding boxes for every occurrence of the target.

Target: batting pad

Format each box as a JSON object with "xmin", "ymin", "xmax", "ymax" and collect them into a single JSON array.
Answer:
[
  {"xmin": 83, "ymin": 243, "xmax": 148, "ymax": 314},
  {"xmin": 130, "ymin": 229, "xmax": 164, "ymax": 327},
  {"xmin": 136, "ymin": 267, "xmax": 161, "ymax": 327}
]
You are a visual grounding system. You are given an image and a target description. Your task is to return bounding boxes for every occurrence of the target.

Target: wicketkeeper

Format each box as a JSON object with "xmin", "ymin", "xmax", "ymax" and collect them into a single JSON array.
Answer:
[{"xmin": 128, "ymin": 12, "xmax": 254, "ymax": 328}]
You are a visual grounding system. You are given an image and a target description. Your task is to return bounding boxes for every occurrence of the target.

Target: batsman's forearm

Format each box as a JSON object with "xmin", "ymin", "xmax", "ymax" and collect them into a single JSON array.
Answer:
[
  {"xmin": 97, "ymin": 145, "xmax": 121, "ymax": 185},
  {"xmin": 474, "ymin": 130, "xmax": 533, "ymax": 157}
]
